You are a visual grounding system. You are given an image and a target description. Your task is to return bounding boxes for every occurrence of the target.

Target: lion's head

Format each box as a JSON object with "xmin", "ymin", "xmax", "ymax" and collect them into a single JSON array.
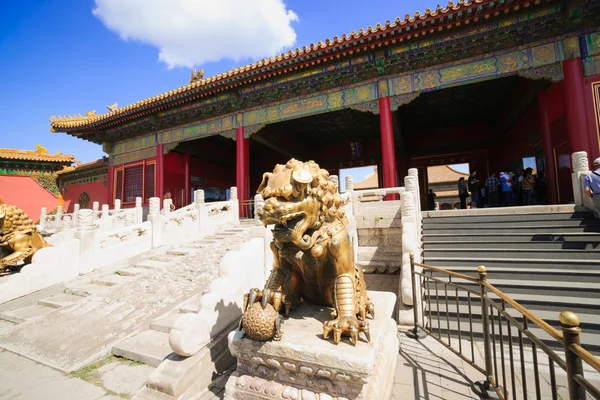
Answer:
[{"xmin": 256, "ymin": 159, "xmax": 346, "ymax": 250}]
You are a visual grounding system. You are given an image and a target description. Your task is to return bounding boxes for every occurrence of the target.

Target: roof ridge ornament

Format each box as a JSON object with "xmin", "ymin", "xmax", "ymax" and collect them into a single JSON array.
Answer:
[{"xmin": 190, "ymin": 68, "xmax": 204, "ymax": 83}]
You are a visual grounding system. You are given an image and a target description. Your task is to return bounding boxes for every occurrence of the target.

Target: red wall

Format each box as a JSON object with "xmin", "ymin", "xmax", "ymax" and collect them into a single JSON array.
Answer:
[
  {"xmin": 63, "ymin": 180, "xmax": 107, "ymax": 213},
  {"xmin": 0, "ymin": 176, "xmax": 59, "ymax": 221}
]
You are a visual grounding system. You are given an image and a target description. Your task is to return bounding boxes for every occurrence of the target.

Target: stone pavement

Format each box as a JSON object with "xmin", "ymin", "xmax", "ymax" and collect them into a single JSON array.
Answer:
[
  {"xmin": 395, "ymin": 332, "xmax": 483, "ymax": 400},
  {"xmin": 0, "ymin": 228, "xmax": 251, "ymax": 373}
]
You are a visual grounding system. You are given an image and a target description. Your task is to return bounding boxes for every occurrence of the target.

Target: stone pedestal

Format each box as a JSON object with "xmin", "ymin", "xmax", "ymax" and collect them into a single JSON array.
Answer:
[{"xmin": 224, "ymin": 291, "xmax": 399, "ymax": 400}]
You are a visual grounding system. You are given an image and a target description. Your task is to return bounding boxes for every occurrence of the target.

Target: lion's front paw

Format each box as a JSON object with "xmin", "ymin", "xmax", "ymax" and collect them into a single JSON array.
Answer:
[
  {"xmin": 242, "ymin": 288, "xmax": 289, "ymax": 316},
  {"xmin": 323, "ymin": 315, "xmax": 370, "ymax": 345}
]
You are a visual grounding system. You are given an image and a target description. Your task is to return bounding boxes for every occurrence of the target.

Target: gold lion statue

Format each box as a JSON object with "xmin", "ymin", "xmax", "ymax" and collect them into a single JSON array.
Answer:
[
  {"xmin": 241, "ymin": 159, "xmax": 374, "ymax": 345},
  {"xmin": 0, "ymin": 201, "xmax": 50, "ymax": 270}
]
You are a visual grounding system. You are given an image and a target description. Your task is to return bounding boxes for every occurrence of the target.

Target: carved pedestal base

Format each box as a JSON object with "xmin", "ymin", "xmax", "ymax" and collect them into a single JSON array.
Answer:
[{"xmin": 224, "ymin": 291, "xmax": 399, "ymax": 400}]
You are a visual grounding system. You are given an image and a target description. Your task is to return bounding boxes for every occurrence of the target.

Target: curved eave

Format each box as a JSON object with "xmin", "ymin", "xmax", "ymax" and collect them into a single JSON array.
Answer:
[{"xmin": 50, "ymin": 0, "xmax": 549, "ymax": 134}]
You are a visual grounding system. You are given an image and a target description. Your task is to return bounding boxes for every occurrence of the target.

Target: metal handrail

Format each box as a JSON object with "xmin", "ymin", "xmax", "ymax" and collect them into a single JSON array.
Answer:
[{"xmin": 406, "ymin": 253, "xmax": 600, "ymax": 400}]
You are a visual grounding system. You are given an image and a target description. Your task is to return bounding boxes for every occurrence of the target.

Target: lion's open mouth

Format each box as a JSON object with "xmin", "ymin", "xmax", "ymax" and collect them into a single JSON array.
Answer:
[{"xmin": 274, "ymin": 212, "xmax": 305, "ymax": 231}]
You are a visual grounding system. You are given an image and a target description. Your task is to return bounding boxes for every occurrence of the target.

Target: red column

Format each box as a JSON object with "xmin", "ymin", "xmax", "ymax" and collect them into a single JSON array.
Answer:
[
  {"xmin": 537, "ymin": 90, "xmax": 558, "ymax": 205},
  {"xmin": 379, "ymin": 97, "xmax": 398, "ymax": 188},
  {"xmin": 563, "ymin": 58, "xmax": 590, "ymax": 160},
  {"xmin": 106, "ymin": 164, "xmax": 115, "ymax": 207},
  {"xmin": 156, "ymin": 144, "xmax": 165, "ymax": 199},
  {"xmin": 184, "ymin": 153, "xmax": 191, "ymax": 205},
  {"xmin": 236, "ymin": 127, "xmax": 249, "ymax": 215}
]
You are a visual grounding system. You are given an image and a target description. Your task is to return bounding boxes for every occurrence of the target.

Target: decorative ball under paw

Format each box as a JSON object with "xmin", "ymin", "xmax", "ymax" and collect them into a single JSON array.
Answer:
[{"xmin": 241, "ymin": 302, "xmax": 280, "ymax": 341}]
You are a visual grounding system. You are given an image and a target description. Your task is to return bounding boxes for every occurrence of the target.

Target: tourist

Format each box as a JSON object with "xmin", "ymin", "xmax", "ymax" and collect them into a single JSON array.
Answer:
[
  {"xmin": 500, "ymin": 172, "xmax": 515, "ymax": 206},
  {"xmin": 427, "ymin": 189, "xmax": 437, "ymax": 211},
  {"xmin": 468, "ymin": 170, "xmax": 480, "ymax": 208},
  {"xmin": 584, "ymin": 158, "xmax": 600, "ymax": 213},
  {"xmin": 163, "ymin": 192, "xmax": 176, "ymax": 212},
  {"xmin": 522, "ymin": 167, "xmax": 536, "ymax": 205},
  {"xmin": 458, "ymin": 177, "xmax": 469, "ymax": 209},
  {"xmin": 485, "ymin": 172, "xmax": 501, "ymax": 207}
]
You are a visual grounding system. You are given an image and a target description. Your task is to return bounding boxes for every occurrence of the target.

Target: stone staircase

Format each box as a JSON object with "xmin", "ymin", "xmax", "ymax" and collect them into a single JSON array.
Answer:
[
  {"xmin": 0, "ymin": 227, "xmax": 251, "ymax": 374},
  {"xmin": 422, "ymin": 207, "xmax": 600, "ymax": 354}
]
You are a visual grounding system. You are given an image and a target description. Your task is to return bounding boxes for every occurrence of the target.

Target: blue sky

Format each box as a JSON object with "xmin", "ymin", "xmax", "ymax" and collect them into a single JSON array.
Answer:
[{"xmin": 0, "ymin": 0, "xmax": 434, "ymax": 162}]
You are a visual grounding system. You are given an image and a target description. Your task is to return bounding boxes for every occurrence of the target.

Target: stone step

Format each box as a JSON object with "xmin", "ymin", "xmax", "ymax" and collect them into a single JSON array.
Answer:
[
  {"xmin": 150, "ymin": 255, "xmax": 179, "ymax": 262},
  {"xmin": 424, "ymin": 311, "xmax": 600, "ymax": 355},
  {"xmin": 167, "ymin": 248, "xmax": 196, "ymax": 256},
  {"xmin": 424, "ymin": 225, "xmax": 600, "ymax": 235},
  {"xmin": 136, "ymin": 259, "xmax": 171, "ymax": 269},
  {"xmin": 38, "ymin": 293, "xmax": 82, "ymax": 309},
  {"xmin": 423, "ymin": 212, "xmax": 595, "ymax": 224},
  {"xmin": 423, "ymin": 240, "xmax": 600, "ymax": 250},
  {"xmin": 423, "ymin": 248, "xmax": 600, "ymax": 260},
  {"xmin": 422, "ymin": 232, "xmax": 600, "ymax": 243},
  {"xmin": 92, "ymin": 274, "xmax": 136, "ymax": 287},
  {"xmin": 203, "ymin": 235, "xmax": 228, "ymax": 240},
  {"xmin": 134, "ymin": 322, "xmax": 237, "ymax": 400},
  {"xmin": 425, "ymin": 278, "xmax": 600, "ymax": 298},
  {"xmin": 116, "ymin": 267, "xmax": 152, "ymax": 277},
  {"xmin": 425, "ymin": 257, "xmax": 600, "ymax": 270},
  {"xmin": 149, "ymin": 313, "xmax": 182, "ymax": 334},
  {"xmin": 112, "ymin": 330, "xmax": 173, "ymax": 367},
  {"xmin": 64, "ymin": 283, "xmax": 114, "ymax": 297},
  {"xmin": 423, "ymin": 204, "xmax": 579, "ymax": 217},
  {"xmin": 426, "ymin": 292, "xmax": 600, "ymax": 316},
  {"xmin": 0, "ymin": 304, "xmax": 56, "ymax": 324},
  {"xmin": 429, "ymin": 267, "xmax": 600, "ymax": 283}
]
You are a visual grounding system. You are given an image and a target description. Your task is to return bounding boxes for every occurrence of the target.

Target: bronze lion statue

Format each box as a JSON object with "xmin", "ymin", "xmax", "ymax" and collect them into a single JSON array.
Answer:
[
  {"xmin": 241, "ymin": 159, "xmax": 374, "ymax": 345},
  {"xmin": 0, "ymin": 201, "xmax": 50, "ymax": 270}
]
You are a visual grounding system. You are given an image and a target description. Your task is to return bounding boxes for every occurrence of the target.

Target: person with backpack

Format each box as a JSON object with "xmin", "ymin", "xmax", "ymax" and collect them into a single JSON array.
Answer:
[
  {"xmin": 584, "ymin": 158, "xmax": 600, "ymax": 213},
  {"xmin": 468, "ymin": 170, "xmax": 480, "ymax": 208}
]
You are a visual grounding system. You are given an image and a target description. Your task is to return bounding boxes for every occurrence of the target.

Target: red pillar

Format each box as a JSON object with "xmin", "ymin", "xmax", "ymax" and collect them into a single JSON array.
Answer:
[
  {"xmin": 563, "ymin": 58, "xmax": 590, "ymax": 161},
  {"xmin": 184, "ymin": 153, "xmax": 191, "ymax": 205},
  {"xmin": 106, "ymin": 164, "xmax": 114, "ymax": 207},
  {"xmin": 379, "ymin": 97, "xmax": 398, "ymax": 188},
  {"xmin": 156, "ymin": 144, "xmax": 165, "ymax": 199},
  {"xmin": 537, "ymin": 90, "xmax": 558, "ymax": 205},
  {"xmin": 236, "ymin": 127, "xmax": 249, "ymax": 215}
]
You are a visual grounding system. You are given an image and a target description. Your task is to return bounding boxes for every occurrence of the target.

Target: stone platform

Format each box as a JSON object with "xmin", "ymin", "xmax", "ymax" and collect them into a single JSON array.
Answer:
[{"xmin": 224, "ymin": 291, "xmax": 399, "ymax": 400}]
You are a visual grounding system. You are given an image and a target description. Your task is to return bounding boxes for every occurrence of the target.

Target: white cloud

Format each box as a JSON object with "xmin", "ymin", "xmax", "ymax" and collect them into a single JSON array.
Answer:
[{"xmin": 93, "ymin": 0, "xmax": 299, "ymax": 69}]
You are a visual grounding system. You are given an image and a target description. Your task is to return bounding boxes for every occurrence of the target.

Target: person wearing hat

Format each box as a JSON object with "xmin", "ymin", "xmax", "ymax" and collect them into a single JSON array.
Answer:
[{"xmin": 584, "ymin": 158, "xmax": 600, "ymax": 213}]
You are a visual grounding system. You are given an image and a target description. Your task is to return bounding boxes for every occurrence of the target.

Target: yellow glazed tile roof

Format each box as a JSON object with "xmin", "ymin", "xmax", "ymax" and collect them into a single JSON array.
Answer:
[
  {"xmin": 0, "ymin": 145, "xmax": 75, "ymax": 164},
  {"xmin": 56, "ymin": 157, "xmax": 108, "ymax": 175},
  {"xmin": 49, "ymin": 0, "xmax": 537, "ymax": 132}
]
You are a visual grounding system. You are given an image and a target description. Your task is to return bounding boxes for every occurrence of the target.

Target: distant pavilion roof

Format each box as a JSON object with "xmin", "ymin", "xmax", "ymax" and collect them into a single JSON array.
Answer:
[
  {"xmin": 428, "ymin": 165, "xmax": 469, "ymax": 184},
  {"xmin": 0, "ymin": 145, "xmax": 75, "ymax": 165},
  {"xmin": 49, "ymin": 0, "xmax": 540, "ymax": 135}
]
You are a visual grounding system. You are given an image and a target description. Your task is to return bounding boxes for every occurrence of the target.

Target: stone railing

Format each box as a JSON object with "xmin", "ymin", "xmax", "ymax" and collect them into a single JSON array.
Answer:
[
  {"xmin": 572, "ymin": 151, "xmax": 599, "ymax": 216},
  {"xmin": 80, "ymin": 216, "xmax": 152, "ymax": 274},
  {"xmin": 148, "ymin": 188, "xmax": 240, "ymax": 248},
  {"xmin": 40, "ymin": 198, "xmax": 143, "ymax": 234}
]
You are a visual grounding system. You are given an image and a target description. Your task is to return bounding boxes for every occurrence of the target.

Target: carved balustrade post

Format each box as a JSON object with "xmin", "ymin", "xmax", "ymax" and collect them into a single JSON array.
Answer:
[
  {"xmin": 73, "ymin": 204, "xmax": 80, "ymax": 226},
  {"xmin": 40, "ymin": 207, "xmax": 47, "ymax": 229},
  {"xmin": 56, "ymin": 206, "xmax": 64, "ymax": 229}
]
